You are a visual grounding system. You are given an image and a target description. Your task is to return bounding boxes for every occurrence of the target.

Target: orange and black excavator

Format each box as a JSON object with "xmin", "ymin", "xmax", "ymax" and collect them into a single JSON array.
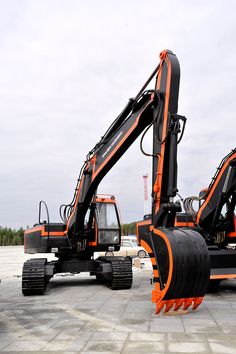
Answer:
[{"xmin": 23, "ymin": 50, "xmax": 235, "ymax": 314}]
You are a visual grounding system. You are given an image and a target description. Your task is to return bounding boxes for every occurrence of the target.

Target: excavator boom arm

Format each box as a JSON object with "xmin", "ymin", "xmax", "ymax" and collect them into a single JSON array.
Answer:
[
  {"xmin": 67, "ymin": 92, "xmax": 157, "ymax": 242},
  {"xmin": 66, "ymin": 50, "xmax": 182, "ymax": 244}
]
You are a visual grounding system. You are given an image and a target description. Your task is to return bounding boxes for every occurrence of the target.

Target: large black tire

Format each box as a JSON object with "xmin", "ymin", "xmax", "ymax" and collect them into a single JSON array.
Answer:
[
  {"xmin": 105, "ymin": 251, "xmax": 114, "ymax": 257},
  {"xmin": 138, "ymin": 250, "xmax": 146, "ymax": 258}
]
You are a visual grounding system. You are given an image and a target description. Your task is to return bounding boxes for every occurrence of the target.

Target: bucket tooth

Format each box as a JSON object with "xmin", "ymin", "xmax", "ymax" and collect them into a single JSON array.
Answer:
[
  {"xmin": 156, "ymin": 301, "xmax": 165, "ymax": 314},
  {"xmin": 164, "ymin": 300, "xmax": 175, "ymax": 313},
  {"xmin": 183, "ymin": 298, "xmax": 193, "ymax": 310},
  {"xmin": 174, "ymin": 299, "xmax": 184, "ymax": 311},
  {"xmin": 192, "ymin": 297, "xmax": 203, "ymax": 310},
  {"xmin": 152, "ymin": 288, "xmax": 160, "ymax": 303}
]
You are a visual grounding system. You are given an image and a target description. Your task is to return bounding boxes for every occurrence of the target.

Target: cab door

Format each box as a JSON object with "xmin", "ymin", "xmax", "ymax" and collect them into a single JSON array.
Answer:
[{"xmin": 96, "ymin": 201, "xmax": 121, "ymax": 246}]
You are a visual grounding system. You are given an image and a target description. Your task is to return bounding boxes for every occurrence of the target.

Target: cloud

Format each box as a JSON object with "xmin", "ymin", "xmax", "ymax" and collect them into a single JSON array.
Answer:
[{"xmin": 0, "ymin": 0, "xmax": 236, "ymax": 228}]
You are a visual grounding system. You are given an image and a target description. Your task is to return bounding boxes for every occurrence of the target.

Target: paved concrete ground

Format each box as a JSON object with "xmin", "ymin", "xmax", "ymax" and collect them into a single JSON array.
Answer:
[{"xmin": 1, "ymin": 246, "xmax": 236, "ymax": 353}]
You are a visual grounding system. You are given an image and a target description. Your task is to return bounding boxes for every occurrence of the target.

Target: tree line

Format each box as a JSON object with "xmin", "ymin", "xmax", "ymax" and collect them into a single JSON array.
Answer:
[
  {"xmin": 0, "ymin": 222, "xmax": 137, "ymax": 246},
  {"xmin": 0, "ymin": 227, "xmax": 24, "ymax": 246},
  {"xmin": 122, "ymin": 222, "xmax": 136, "ymax": 236}
]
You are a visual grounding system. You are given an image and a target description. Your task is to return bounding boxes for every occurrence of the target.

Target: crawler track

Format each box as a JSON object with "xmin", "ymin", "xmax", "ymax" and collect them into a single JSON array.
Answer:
[
  {"xmin": 108, "ymin": 257, "xmax": 133, "ymax": 290},
  {"xmin": 22, "ymin": 258, "xmax": 47, "ymax": 295}
]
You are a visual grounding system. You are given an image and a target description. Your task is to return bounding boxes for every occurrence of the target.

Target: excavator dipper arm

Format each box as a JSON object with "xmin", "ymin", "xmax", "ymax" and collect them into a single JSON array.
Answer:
[{"xmin": 137, "ymin": 51, "xmax": 210, "ymax": 314}]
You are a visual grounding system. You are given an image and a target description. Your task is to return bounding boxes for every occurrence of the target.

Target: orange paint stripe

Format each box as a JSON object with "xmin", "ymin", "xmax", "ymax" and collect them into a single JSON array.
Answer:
[
  {"xmin": 41, "ymin": 232, "xmax": 65, "ymax": 237},
  {"xmin": 137, "ymin": 220, "xmax": 151, "ymax": 227},
  {"xmin": 95, "ymin": 198, "xmax": 115, "ymax": 204},
  {"xmin": 150, "ymin": 258, "xmax": 157, "ymax": 266},
  {"xmin": 175, "ymin": 222, "xmax": 194, "ymax": 227},
  {"xmin": 140, "ymin": 240, "xmax": 157, "ymax": 266},
  {"xmin": 226, "ymin": 232, "xmax": 236, "ymax": 237},
  {"xmin": 154, "ymin": 270, "xmax": 159, "ymax": 277},
  {"xmin": 88, "ymin": 241, "xmax": 97, "ymax": 246},
  {"xmin": 140, "ymin": 239, "xmax": 153, "ymax": 254},
  {"xmin": 154, "ymin": 55, "xmax": 172, "ymax": 213},
  {"xmin": 210, "ymin": 274, "xmax": 236, "ymax": 279},
  {"xmin": 25, "ymin": 226, "xmax": 66, "ymax": 237}
]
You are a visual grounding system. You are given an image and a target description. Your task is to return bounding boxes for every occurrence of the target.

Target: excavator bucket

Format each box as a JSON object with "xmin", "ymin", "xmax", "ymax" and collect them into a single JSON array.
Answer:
[{"xmin": 139, "ymin": 225, "xmax": 210, "ymax": 314}]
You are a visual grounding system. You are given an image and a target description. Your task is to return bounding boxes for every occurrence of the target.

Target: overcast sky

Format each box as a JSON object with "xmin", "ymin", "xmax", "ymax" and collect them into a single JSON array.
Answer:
[{"xmin": 0, "ymin": 0, "xmax": 235, "ymax": 229}]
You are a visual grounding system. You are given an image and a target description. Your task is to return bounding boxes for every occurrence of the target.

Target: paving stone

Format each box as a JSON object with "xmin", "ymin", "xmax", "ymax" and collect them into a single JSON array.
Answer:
[
  {"xmin": 80, "ymin": 352, "xmax": 121, "ymax": 354},
  {"xmin": 209, "ymin": 342, "xmax": 236, "ymax": 353},
  {"xmin": 168, "ymin": 333, "xmax": 205, "ymax": 342},
  {"xmin": 221, "ymin": 325, "xmax": 236, "ymax": 333},
  {"xmin": 83, "ymin": 323, "xmax": 115, "ymax": 332},
  {"xmin": 1, "ymin": 352, "xmax": 77, "ymax": 354},
  {"xmin": 115, "ymin": 321, "xmax": 150, "ymax": 332},
  {"xmin": 53, "ymin": 331, "xmax": 93, "ymax": 341},
  {"xmin": 151, "ymin": 316, "xmax": 183, "ymax": 324},
  {"xmin": 82, "ymin": 340, "xmax": 124, "ymax": 352},
  {"xmin": 149, "ymin": 322, "xmax": 185, "ymax": 333},
  {"xmin": 123, "ymin": 341, "xmax": 164, "ymax": 352},
  {"xmin": 41, "ymin": 340, "xmax": 87, "ymax": 351},
  {"xmin": 168, "ymin": 341, "xmax": 209, "ymax": 353},
  {"xmin": 183, "ymin": 318, "xmax": 217, "ymax": 326},
  {"xmin": 0, "ymin": 340, "xmax": 13, "ymax": 351},
  {"xmin": 0, "ymin": 332, "xmax": 21, "ymax": 341},
  {"xmin": 2, "ymin": 340, "xmax": 48, "ymax": 351},
  {"xmin": 129, "ymin": 332, "xmax": 165, "ymax": 341},
  {"xmin": 206, "ymin": 332, "xmax": 236, "ymax": 342},
  {"xmin": 17, "ymin": 332, "xmax": 58, "ymax": 341},
  {"xmin": 91, "ymin": 332, "xmax": 128, "ymax": 341},
  {"xmin": 184, "ymin": 325, "xmax": 222, "ymax": 333},
  {"xmin": 51, "ymin": 321, "xmax": 85, "ymax": 331}
]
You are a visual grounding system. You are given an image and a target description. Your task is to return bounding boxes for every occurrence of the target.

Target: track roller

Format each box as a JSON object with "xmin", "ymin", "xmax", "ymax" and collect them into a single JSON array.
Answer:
[
  {"xmin": 150, "ymin": 227, "xmax": 210, "ymax": 314},
  {"xmin": 22, "ymin": 258, "xmax": 47, "ymax": 296}
]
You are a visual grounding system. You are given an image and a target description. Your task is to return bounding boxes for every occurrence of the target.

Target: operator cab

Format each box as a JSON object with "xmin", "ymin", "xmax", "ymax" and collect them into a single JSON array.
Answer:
[
  {"xmin": 96, "ymin": 198, "xmax": 121, "ymax": 245},
  {"xmin": 85, "ymin": 195, "xmax": 122, "ymax": 251}
]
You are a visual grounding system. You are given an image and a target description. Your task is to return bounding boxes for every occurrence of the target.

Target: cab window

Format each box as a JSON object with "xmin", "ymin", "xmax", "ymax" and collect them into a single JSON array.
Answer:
[{"xmin": 96, "ymin": 202, "xmax": 120, "ymax": 245}]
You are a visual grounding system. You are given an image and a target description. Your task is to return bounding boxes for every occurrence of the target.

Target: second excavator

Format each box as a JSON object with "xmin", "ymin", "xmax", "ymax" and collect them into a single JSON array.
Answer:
[{"xmin": 23, "ymin": 49, "xmax": 235, "ymax": 315}]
